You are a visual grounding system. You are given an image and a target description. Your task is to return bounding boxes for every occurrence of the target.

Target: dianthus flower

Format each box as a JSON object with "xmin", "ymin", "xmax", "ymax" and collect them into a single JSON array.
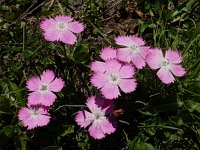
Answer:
[
  {"xmin": 40, "ymin": 15, "xmax": 84, "ymax": 45},
  {"xmin": 18, "ymin": 105, "xmax": 50, "ymax": 130},
  {"xmin": 115, "ymin": 35, "xmax": 149, "ymax": 69},
  {"xmin": 75, "ymin": 96, "xmax": 117, "ymax": 139},
  {"xmin": 146, "ymin": 48, "xmax": 186, "ymax": 84},
  {"xmin": 91, "ymin": 59, "xmax": 137, "ymax": 99},
  {"xmin": 26, "ymin": 70, "xmax": 64, "ymax": 106}
]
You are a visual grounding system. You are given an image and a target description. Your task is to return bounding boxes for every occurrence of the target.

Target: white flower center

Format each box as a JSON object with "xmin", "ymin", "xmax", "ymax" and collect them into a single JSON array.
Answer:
[
  {"xmin": 39, "ymin": 84, "xmax": 49, "ymax": 93},
  {"xmin": 31, "ymin": 109, "xmax": 40, "ymax": 118},
  {"xmin": 161, "ymin": 58, "xmax": 171, "ymax": 67},
  {"xmin": 92, "ymin": 110, "xmax": 105, "ymax": 121},
  {"xmin": 129, "ymin": 45, "xmax": 139, "ymax": 53},
  {"xmin": 56, "ymin": 22, "xmax": 68, "ymax": 30},
  {"xmin": 108, "ymin": 73, "xmax": 120, "ymax": 84}
]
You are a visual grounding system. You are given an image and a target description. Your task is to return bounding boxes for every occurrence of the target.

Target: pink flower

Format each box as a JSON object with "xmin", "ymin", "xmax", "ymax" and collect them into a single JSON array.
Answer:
[
  {"xmin": 26, "ymin": 70, "xmax": 65, "ymax": 106},
  {"xmin": 91, "ymin": 59, "xmax": 137, "ymax": 99},
  {"xmin": 40, "ymin": 15, "xmax": 84, "ymax": 45},
  {"xmin": 146, "ymin": 48, "xmax": 186, "ymax": 84},
  {"xmin": 75, "ymin": 96, "xmax": 117, "ymax": 139},
  {"xmin": 18, "ymin": 105, "xmax": 50, "ymax": 130},
  {"xmin": 115, "ymin": 35, "xmax": 149, "ymax": 69}
]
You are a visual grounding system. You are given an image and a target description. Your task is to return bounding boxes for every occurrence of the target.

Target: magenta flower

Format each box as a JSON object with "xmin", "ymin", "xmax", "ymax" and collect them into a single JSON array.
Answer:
[
  {"xmin": 18, "ymin": 105, "xmax": 50, "ymax": 130},
  {"xmin": 26, "ymin": 70, "xmax": 64, "ymax": 106},
  {"xmin": 40, "ymin": 15, "xmax": 84, "ymax": 45},
  {"xmin": 115, "ymin": 35, "xmax": 149, "ymax": 69},
  {"xmin": 75, "ymin": 96, "xmax": 117, "ymax": 139},
  {"xmin": 91, "ymin": 59, "xmax": 137, "ymax": 99},
  {"xmin": 146, "ymin": 48, "xmax": 186, "ymax": 84}
]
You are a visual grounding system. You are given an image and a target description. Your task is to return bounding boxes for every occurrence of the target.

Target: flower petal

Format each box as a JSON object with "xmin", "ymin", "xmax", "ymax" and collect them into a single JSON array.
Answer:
[
  {"xmin": 101, "ymin": 83, "xmax": 120, "ymax": 99},
  {"xmin": 67, "ymin": 21, "xmax": 84, "ymax": 33},
  {"xmin": 86, "ymin": 96, "xmax": 99, "ymax": 113},
  {"xmin": 60, "ymin": 30, "xmax": 77, "ymax": 45},
  {"xmin": 117, "ymin": 48, "xmax": 132, "ymax": 63},
  {"xmin": 104, "ymin": 59, "xmax": 121, "ymax": 74},
  {"xmin": 118, "ymin": 64, "xmax": 135, "ymax": 78},
  {"xmin": 49, "ymin": 77, "xmax": 65, "ymax": 92},
  {"xmin": 18, "ymin": 107, "xmax": 31, "ymax": 122},
  {"xmin": 119, "ymin": 79, "xmax": 137, "ymax": 93},
  {"xmin": 129, "ymin": 35, "xmax": 145, "ymax": 46},
  {"xmin": 28, "ymin": 91, "xmax": 42, "ymax": 105},
  {"xmin": 139, "ymin": 46, "xmax": 150, "ymax": 59},
  {"xmin": 90, "ymin": 61, "xmax": 105, "ymax": 73},
  {"xmin": 75, "ymin": 110, "xmax": 93, "ymax": 128},
  {"xmin": 54, "ymin": 15, "xmax": 73, "ymax": 23},
  {"xmin": 36, "ymin": 111, "xmax": 50, "ymax": 127},
  {"xmin": 146, "ymin": 48, "xmax": 164, "ymax": 69},
  {"xmin": 28, "ymin": 91, "xmax": 56, "ymax": 106},
  {"xmin": 42, "ymin": 91, "xmax": 57, "ymax": 106},
  {"xmin": 165, "ymin": 49, "xmax": 183, "ymax": 64},
  {"xmin": 131, "ymin": 53, "xmax": 146, "ymax": 69},
  {"xmin": 26, "ymin": 76, "xmax": 41, "ymax": 91},
  {"xmin": 100, "ymin": 118, "xmax": 116, "ymax": 135},
  {"xmin": 88, "ymin": 121, "xmax": 105, "ymax": 139},
  {"xmin": 170, "ymin": 64, "xmax": 186, "ymax": 77},
  {"xmin": 100, "ymin": 47, "xmax": 117, "ymax": 61},
  {"xmin": 157, "ymin": 67, "xmax": 175, "ymax": 84},
  {"xmin": 40, "ymin": 18, "xmax": 56, "ymax": 31},
  {"xmin": 43, "ymin": 29, "xmax": 60, "ymax": 42},
  {"xmin": 90, "ymin": 73, "xmax": 108, "ymax": 89},
  {"xmin": 41, "ymin": 70, "xmax": 55, "ymax": 84},
  {"xmin": 115, "ymin": 35, "xmax": 145, "ymax": 47}
]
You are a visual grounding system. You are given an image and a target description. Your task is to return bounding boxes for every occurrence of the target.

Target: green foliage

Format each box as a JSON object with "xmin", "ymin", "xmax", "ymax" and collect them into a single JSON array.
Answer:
[{"xmin": 0, "ymin": 0, "xmax": 200, "ymax": 149}]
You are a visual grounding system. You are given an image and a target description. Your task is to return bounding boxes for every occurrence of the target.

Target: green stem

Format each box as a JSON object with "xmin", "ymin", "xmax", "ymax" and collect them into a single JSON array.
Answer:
[
  {"xmin": 55, "ymin": 105, "xmax": 87, "ymax": 111},
  {"xmin": 1, "ymin": 88, "xmax": 26, "ymax": 96}
]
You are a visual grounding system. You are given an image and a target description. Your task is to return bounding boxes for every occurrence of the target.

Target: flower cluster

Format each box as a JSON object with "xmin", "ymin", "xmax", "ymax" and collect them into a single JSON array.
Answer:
[
  {"xmin": 18, "ymin": 70, "xmax": 64, "ymax": 130},
  {"xmin": 90, "ymin": 36, "xmax": 186, "ymax": 100},
  {"xmin": 18, "ymin": 14, "xmax": 186, "ymax": 140}
]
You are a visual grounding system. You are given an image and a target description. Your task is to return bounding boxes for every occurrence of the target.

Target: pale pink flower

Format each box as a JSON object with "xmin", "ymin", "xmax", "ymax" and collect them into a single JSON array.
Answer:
[
  {"xmin": 115, "ymin": 35, "xmax": 149, "ymax": 69},
  {"xmin": 18, "ymin": 105, "xmax": 50, "ymax": 130},
  {"xmin": 91, "ymin": 59, "xmax": 137, "ymax": 99},
  {"xmin": 146, "ymin": 48, "xmax": 186, "ymax": 84},
  {"xmin": 75, "ymin": 96, "xmax": 117, "ymax": 139},
  {"xmin": 26, "ymin": 70, "xmax": 65, "ymax": 106},
  {"xmin": 40, "ymin": 15, "xmax": 84, "ymax": 45}
]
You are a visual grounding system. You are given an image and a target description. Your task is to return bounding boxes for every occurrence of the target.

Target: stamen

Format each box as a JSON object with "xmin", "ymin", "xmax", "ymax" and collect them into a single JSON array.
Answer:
[
  {"xmin": 162, "ymin": 59, "xmax": 169, "ymax": 66},
  {"xmin": 93, "ymin": 111, "xmax": 104, "ymax": 121},
  {"xmin": 108, "ymin": 73, "xmax": 120, "ymax": 84},
  {"xmin": 56, "ymin": 22, "xmax": 68, "ymax": 30},
  {"xmin": 31, "ymin": 109, "xmax": 39, "ymax": 117},
  {"xmin": 111, "ymin": 74, "xmax": 118, "ymax": 81},
  {"xmin": 40, "ymin": 85, "xmax": 48, "ymax": 91},
  {"xmin": 39, "ymin": 84, "xmax": 49, "ymax": 93},
  {"xmin": 129, "ymin": 45, "xmax": 139, "ymax": 53}
]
